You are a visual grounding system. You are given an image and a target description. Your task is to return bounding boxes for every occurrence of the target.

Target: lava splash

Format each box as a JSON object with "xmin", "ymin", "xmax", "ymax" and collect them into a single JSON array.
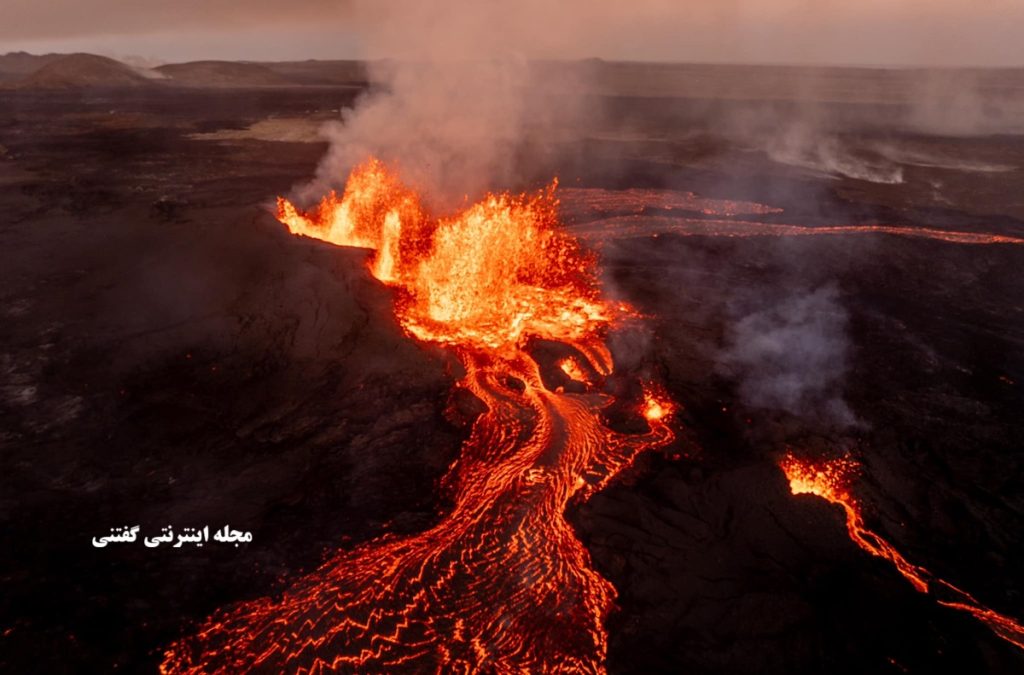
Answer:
[
  {"xmin": 780, "ymin": 452, "xmax": 1024, "ymax": 651},
  {"xmin": 276, "ymin": 158, "xmax": 612, "ymax": 351},
  {"xmin": 161, "ymin": 160, "xmax": 675, "ymax": 673}
]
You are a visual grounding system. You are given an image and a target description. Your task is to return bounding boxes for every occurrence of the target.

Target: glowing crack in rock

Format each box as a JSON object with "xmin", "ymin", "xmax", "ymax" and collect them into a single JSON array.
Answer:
[
  {"xmin": 161, "ymin": 159, "xmax": 676, "ymax": 673},
  {"xmin": 780, "ymin": 452, "xmax": 1024, "ymax": 651},
  {"xmin": 558, "ymin": 187, "xmax": 786, "ymax": 219},
  {"xmin": 568, "ymin": 214, "xmax": 1024, "ymax": 246}
]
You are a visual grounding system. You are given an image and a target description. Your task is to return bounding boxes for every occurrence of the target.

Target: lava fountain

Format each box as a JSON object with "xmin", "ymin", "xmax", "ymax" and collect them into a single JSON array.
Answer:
[
  {"xmin": 161, "ymin": 159, "xmax": 675, "ymax": 673},
  {"xmin": 780, "ymin": 452, "xmax": 1024, "ymax": 651}
]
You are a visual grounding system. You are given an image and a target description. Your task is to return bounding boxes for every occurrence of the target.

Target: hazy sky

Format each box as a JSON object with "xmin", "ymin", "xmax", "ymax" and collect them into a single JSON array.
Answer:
[{"xmin": 4, "ymin": 0, "xmax": 1023, "ymax": 67}]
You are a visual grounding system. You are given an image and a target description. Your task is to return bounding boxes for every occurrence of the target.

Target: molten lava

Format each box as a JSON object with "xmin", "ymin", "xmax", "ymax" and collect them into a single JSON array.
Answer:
[
  {"xmin": 641, "ymin": 384, "xmax": 674, "ymax": 423},
  {"xmin": 780, "ymin": 452, "xmax": 1024, "ymax": 651},
  {"xmin": 559, "ymin": 187, "xmax": 786, "ymax": 219},
  {"xmin": 569, "ymin": 214, "xmax": 1024, "ymax": 246},
  {"xmin": 558, "ymin": 357, "xmax": 591, "ymax": 385},
  {"xmin": 277, "ymin": 159, "xmax": 611, "ymax": 351},
  {"xmin": 162, "ymin": 159, "xmax": 675, "ymax": 673}
]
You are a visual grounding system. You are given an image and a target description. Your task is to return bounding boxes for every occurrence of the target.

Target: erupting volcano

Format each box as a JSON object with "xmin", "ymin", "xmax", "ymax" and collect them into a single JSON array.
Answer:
[
  {"xmin": 780, "ymin": 452, "xmax": 1024, "ymax": 651},
  {"xmin": 160, "ymin": 159, "xmax": 676, "ymax": 673}
]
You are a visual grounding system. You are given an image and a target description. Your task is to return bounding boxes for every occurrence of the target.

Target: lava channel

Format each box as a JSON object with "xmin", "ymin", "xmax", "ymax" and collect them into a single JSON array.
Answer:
[
  {"xmin": 568, "ymin": 214, "xmax": 1024, "ymax": 246},
  {"xmin": 160, "ymin": 159, "xmax": 676, "ymax": 674},
  {"xmin": 780, "ymin": 452, "xmax": 1024, "ymax": 651}
]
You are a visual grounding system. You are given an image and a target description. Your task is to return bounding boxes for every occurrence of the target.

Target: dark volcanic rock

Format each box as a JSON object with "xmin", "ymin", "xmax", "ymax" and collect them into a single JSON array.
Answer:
[
  {"xmin": 572, "ymin": 229, "xmax": 1024, "ymax": 674},
  {"xmin": 3, "ymin": 76, "xmax": 1024, "ymax": 675},
  {"xmin": 0, "ymin": 207, "xmax": 463, "ymax": 671},
  {"xmin": 0, "ymin": 88, "xmax": 461, "ymax": 672}
]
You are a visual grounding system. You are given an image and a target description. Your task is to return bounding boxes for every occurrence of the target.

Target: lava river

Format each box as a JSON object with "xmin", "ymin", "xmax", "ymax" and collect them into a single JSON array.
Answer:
[
  {"xmin": 781, "ymin": 452, "xmax": 1024, "ymax": 651},
  {"xmin": 160, "ymin": 160, "xmax": 675, "ymax": 673}
]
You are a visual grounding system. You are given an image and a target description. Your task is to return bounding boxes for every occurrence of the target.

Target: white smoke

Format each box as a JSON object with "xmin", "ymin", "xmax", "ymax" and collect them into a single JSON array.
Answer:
[
  {"xmin": 719, "ymin": 284, "xmax": 858, "ymax": 429},
  {"xmin": 305, "ymin": 59, "xmax": 542, "ymax": 204},
  {"xmin": 765, "ymin": 124, "xmax": 904, "ymax": 184},
  {"xmin": 297, "ymin": 0, "xmax": 600, "ymax": 207},
  {"xmin": 906, "ymin": 70, "xmax": 1024, "ymax": 136}
]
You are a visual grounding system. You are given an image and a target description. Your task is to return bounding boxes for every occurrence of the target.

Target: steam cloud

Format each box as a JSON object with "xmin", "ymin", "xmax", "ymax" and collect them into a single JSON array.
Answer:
[
  {"xmin": 763, "ymin": 122, "xmax": 904, "ymax": 185},
  {"xmin": 303, "ymin": 59, "xmax": 585, "ymax": 206},
  {"xmin": 715, "ymin": 68, "xmax": 1024, "ymax": 186},
  {"xmin": 299, "ymin": 0, "xmax": 602, "ymax": 206},
  {"xmin": 288, "ymin": 0, "xmax": 1015, "ymax": 434},
  {"xmin": 719, "ymin": 284, "xmax": 858, "ymax": 429},
  {"xmin": 289, "ymin": 0, "xmax": 1024, "ymax": 204}
]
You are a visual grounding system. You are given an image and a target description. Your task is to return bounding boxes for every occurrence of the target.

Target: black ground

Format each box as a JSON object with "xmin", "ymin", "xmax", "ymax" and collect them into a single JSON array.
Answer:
[{"xmin": 1, "ymin": 83, "xmax": 1023, "ymax": 674}]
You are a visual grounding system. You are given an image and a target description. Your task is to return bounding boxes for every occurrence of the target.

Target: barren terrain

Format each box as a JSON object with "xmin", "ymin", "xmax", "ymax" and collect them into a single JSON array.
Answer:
[{"xmin": 1, "ymin": 60, "xmax": 1023, "ymax": 673}]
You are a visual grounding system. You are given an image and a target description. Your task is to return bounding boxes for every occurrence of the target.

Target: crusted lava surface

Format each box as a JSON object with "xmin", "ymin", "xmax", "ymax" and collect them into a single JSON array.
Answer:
[{"xmin": 2, "ymin": 77, "xmax": 1023, "ymax": 674}]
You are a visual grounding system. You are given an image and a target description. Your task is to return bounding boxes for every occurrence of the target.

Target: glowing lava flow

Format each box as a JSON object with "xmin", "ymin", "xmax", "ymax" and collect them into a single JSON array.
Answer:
[
  {"xmin": 568, "ymin": 215, "xmax": 1024, "ymax": 246},
  {"xmin": 558, "ymin": 187, "xmax": 785, "ymax": 219},
  {"xmin": 780, "ymin": 452, "xmax": 1024, "ymax": 651},
  {"xmin": 161, "ymin": 159, "xmax": 675, "ymax": 674}
]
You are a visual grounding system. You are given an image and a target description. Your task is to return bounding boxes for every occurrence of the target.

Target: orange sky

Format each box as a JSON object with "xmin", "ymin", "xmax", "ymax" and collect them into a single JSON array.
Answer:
[{"xmin": 3, "ymin": 0, "xmax": 1023, "ymax": 66}]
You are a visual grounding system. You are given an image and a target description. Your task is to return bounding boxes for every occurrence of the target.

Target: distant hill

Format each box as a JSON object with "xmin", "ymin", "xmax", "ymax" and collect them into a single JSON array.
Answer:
[
  {"xmin": 0, "ymin": 52, "xmax": 67, "ymax": 84},
  {"xmin": 259, "ymin": 59, "xmax": 369, "ymax": 86},
  {"xmin": 155, "ymin": 61, "xmax": 291, "ymax": 87},
  {"xmin": 17, "ymin": 53, "xmax": 153, "ymax": 89},
  {"xmin": 0, "ymin": 53, "xmax": 368, "ymax": 90}
]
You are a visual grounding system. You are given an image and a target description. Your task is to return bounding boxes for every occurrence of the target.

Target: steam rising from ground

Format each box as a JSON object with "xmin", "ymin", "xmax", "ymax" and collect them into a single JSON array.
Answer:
[
  {"xmin": 304, "ymin": 59, "xmax": 590, "ymax": 205},
  {"xmin": 299, "ymin": 0, "xmax": 600, "ymax": 205},
  {"xmin": 288, "ymin": 1, "xmax": 1021, "ymax": 434},
  {"xmin": 716, "ymin": 68, "xmax": 1024, "ymax": 184},
  {"xmin": 292, "ymin": 0, "xmax": 1024, "ymax": 203},
  {"xmin": 720, "ymin": 285, "xmax": 857, "ymax": 429},
  {"xmin": 764, "ymin": 124, "xmax": 904, "ymax": 184},
  {"xmin": 906, "ymin": 70, "xmax": 1024, "ymax": 136}
]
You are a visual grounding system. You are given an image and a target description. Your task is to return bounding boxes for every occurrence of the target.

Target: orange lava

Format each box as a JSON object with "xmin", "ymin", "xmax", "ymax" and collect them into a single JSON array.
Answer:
[
  {"xmin": 558, "ymin": 357, "xmax": 591, "ymax": 385},
  {"xmin": 161, "ymin": 159, "xmax": 676, "ymax": 673},
  {"xmin": 559, "ymin": 187, "xmax": 785, "ymax": 219},
  {"xmin": 641, "ymin": 384, "xmax": 674, "ymax": 423},
  {"xmin": 277, "ymin": 158, "xmax": 612, "ymax": 351},
  {"xmin": 569, "ymin": 214, "xmax": 1024, "ymax": 246},
  {"xmin": 780, "ymin": 452, "xmax": 1024, "ymax": 651}
]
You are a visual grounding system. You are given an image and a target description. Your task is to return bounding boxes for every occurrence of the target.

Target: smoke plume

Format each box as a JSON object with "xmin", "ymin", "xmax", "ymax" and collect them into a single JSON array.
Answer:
[
  {"xmin": 719, "ymin": 284, "xmax": 858, "ymax": 429},
  {"xmin": 298, "ymin": 1, "xmax": 601, "ymax": 206}
]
